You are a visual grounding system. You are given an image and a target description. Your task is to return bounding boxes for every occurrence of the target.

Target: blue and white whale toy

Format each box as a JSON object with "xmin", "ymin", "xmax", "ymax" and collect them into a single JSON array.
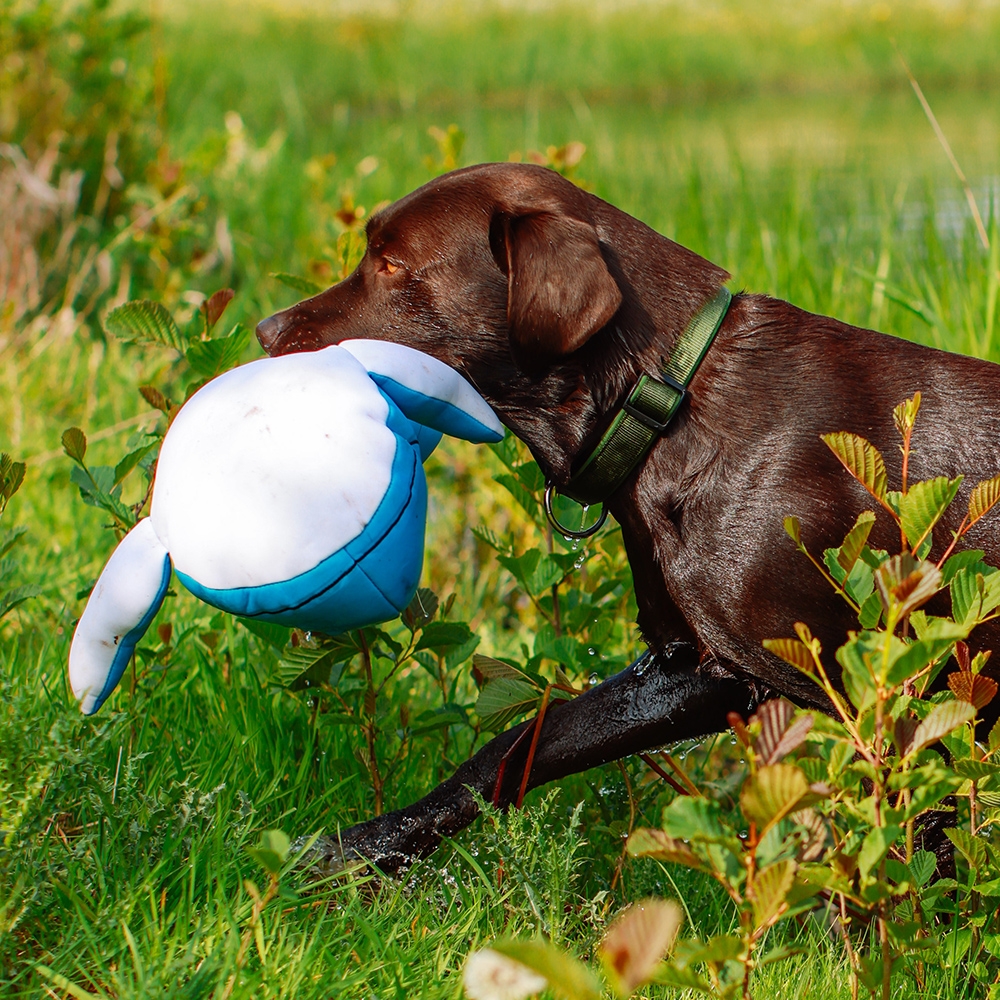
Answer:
[{"xmin": 69, "ymin": 339, "xmax": 503, "ymax": 715}]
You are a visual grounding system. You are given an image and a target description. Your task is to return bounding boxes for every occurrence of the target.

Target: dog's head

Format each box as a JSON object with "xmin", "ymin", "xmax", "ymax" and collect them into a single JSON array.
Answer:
[{"xmin": 256, "ymin": 163, "xmax": 727, "ymax": 479}]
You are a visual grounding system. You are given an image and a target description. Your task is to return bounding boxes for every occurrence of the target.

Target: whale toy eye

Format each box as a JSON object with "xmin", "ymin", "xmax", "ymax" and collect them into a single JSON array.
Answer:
[{"xmin": 67, "ymin": 342, "xmax": 504, "ymax": 714}]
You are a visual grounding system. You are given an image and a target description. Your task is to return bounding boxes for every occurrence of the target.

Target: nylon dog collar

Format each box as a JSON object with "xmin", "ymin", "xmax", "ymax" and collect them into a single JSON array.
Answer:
[{"xmin": 545, "ymin": 286, "xmax": 732, "ymax": 534}]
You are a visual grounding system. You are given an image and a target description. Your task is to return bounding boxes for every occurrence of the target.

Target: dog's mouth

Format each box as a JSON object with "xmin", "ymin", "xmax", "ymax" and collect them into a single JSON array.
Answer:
[{"xmin": 255, "ymin": 308, "xmax": 344, "ymax": 357}]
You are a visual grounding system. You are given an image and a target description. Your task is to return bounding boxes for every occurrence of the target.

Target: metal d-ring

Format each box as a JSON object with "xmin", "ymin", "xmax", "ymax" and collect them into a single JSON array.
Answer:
[{"xmin": 543, "ymin": 483, "xmax": 609, "ymax": 539}]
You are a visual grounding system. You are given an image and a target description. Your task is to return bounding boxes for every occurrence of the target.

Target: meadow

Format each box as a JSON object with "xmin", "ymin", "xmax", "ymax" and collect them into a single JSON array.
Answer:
[{"xmin": 2, "ymin": 1, "xmax": 1000, "ymax": 996}]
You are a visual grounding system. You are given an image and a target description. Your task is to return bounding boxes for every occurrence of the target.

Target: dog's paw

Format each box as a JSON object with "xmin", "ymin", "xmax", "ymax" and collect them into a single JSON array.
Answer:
[
  {"xmin": 290, "ymin": 834, "xmax": 359, "ymax": 877},
  {"xmin": 290, "ymin": 830, "xmax": 416, "ymax": 879}
]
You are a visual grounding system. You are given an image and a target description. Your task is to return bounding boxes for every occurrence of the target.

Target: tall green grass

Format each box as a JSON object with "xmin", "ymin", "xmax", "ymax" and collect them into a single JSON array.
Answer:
[{"xmin": 2, "ymin": 1, "xmax": 999, "ymax": 996}]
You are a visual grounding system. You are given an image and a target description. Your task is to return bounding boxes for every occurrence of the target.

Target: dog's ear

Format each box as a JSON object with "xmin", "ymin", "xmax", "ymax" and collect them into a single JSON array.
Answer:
[{"xmin": 494, "ymin": 211, "xmax": 622, "ymax": 365}]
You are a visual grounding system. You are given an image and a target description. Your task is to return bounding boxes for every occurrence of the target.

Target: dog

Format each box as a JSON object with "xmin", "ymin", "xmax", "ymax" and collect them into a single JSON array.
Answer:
[{"xmin": 255, "ymin": 162, "xmax": 1000, "ymax": 872}]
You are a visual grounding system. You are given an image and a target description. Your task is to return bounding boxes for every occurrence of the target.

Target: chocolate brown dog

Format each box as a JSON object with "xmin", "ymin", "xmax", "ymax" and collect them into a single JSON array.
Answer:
[{"xmin": 256, "ymin": 162, "xmax": 1000, "ymax": 872}]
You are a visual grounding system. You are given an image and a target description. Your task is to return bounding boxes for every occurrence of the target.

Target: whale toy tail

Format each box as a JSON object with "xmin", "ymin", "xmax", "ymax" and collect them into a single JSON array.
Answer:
[{"xmin": 69, "ymin": 518, "xmax": 171, "ymax": 716}]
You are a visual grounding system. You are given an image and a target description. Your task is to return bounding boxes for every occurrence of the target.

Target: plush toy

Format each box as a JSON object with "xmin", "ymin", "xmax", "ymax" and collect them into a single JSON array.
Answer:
[{"xmin": 69, "ymin": 340, "xmax": 503, "ymax": 715}]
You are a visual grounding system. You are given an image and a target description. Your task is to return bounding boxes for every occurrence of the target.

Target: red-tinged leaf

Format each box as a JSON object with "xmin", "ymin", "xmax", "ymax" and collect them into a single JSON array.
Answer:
[
  {"xmin": 875, "ymin": 554, "xmax": 942, "ymax": 617},
  {"xmin": 740, "ymin": 764, "xmax": 810, "ymax": 832},
  {"xmin": 955, "ymin": 640, "xmax": 971, "ymax": 673},
  {"xmin": 751, "ymin": 699, "xmax": 793, "ymax": 763},
  {"xmin": 969, "ymin": 474, "xmax": 1000, "ymax": 527},
  {"xmin": 947, "ymin": 671, "xmax": 998, "ymax": 710},
  {"xmin": 893, "ymin": 392, "xmax": 921, "ymax": 439},
  {"xmin": 600, "ymin": 899, "xmax": 682, "ymax": 994},
  {"xmin": 748, "ymin": 859, "xmax": 797, "ymax": 931},
  {"xmin": 763, "ymin": 638, "xmax": 817, "ymax": 677},
  {"xmin": 203, "ymin": 288, "xmax": 235, "ymax": 332},
  {"xmin": 60, "ymin": 427, "xmax": 87, "ymax": 463},
  {"xmin": 894, "ymin": 714, "xmax": 919, "ymax": 757},
  {"xmin": 821, "ymin": 431, "xmax": 888, "ymax": 502},
  {"xmin": 626, "ymin": 828, "xmax": 703, "ymax": 869},
  {"xmin": 139, "ymin": 384, "xmax": 172, "ymax": 414}
]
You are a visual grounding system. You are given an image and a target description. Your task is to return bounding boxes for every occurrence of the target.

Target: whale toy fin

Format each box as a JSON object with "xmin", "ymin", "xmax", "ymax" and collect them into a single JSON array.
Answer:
[
  {"xmin": 339, "ymin": 339, "xmax": 504, "ymax": 444},
  {"xmin": 69, "ymin": 517, "xmax": 171, "ymax": 715}
]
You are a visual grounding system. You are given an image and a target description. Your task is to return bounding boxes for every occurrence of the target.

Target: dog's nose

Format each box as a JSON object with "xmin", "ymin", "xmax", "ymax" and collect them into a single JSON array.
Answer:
[{"xmin": 256, "ymin": 313, "xmax": 287, "ymax": 354}]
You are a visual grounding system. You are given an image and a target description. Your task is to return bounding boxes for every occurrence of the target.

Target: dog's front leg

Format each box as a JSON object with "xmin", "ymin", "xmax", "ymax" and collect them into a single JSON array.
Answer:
[{"xmin": 306, "ymin": 645, "xmax": 761, "ymax": 874}]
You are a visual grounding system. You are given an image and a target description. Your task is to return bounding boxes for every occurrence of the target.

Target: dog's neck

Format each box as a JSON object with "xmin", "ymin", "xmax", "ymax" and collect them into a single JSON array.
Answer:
[{"xmin": 485, "ymin": 221, "xmax": 731, "ymax": 486}]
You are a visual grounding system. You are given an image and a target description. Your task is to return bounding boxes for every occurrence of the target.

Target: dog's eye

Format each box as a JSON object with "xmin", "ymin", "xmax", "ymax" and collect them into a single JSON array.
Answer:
[{"xmin": 381, "ymin": 260, "xmax": 400, "ymax": 275}]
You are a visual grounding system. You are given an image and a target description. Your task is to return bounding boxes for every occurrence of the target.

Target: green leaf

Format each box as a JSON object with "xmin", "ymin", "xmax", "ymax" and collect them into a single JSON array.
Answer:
[
  {"xmin": 490, "ymin": 939, "xmax": 602, "ymax": 1000},
  {"xmin": 886, "ymin": 624, "xmax": 968, "ymax": 689},
  {"xmin": 941, "ymin": 549, "xmax": 986, "ymax": 586},
  {"xmin": 61, "ymin": 427, "xmax": 87, "ymax": 464},
  {"xmin": 969, "ymin": 474, "xmax": 1000, "ymax": 527},
  {"xmin": 661, "ymin": 796, "xmax": 730, "ymax": 844},
  {"xmin": 105, "ymin": 300, "xmax": 186, "ymax": 351},
  {"xmin": 0, "ymin": 453, "xmax": 26, "ymax": 504},
  {"xmin": 70, "ymin": 465, "xmax": 134, "ymax": 527},
  {"xmin": 946, "ymin": 827, "xmax": 987, "ymax": 872},
  {"xmin": 859, "ymin": 591, "xmax": 883, "ymax": 628},
  {"xmin": 270, "ymin": 271, "xmax": 324, "ymax": 295},
  {"xmin": 858, "ymin": 825, "xmax": 902, "ymax": 880},
  {"xmin": 740, "ymin": 764, "xmax": 811, "ymax": 833},
  {"xmin": 821, "ymin": 431, "xmax": 888, "ymax": 501},
  {"xmin": 906, "ymin": 700, "xmax": 976, "ymax": 758},
  {"xmin": 749, "ymin": 859, "xmax": 797, "ymax": 930},
  {"xmin": 837, "ymin": 511, "xmax": 876, "ymax": 574},
  {"xmin": 246, "ymin": 829, "xmax": 291, "ymax": 875},
  {"xmin": 494, "ymin": 473, "xmax": 539, "ymax": 517},
  {"xmin": 274, "ymin": 639, "xmax": 355, "ymax": 689},
  {"xmin": 899, "ymin": 476, "xmax": 963, "ymax": 551},
  {"xmin": 113, "ymin": 442, "xmax": 158, "ymax": 487},
  {"xmin": 908, "ymin": 850, "xmax": 936, "ymax": 888},
  {"xmin": 783, "ymin": 515, "xmax": 801, "ymax": 545},
  {"xmin": 893, "ymin": 392, "xmax": 921, "ymax": 439},
  {"xmin": 472, "ymin": 654, "xmax": 533, "ymax": 684},
  {"xmin": 476, "ymin": 677, "xmax": 540, "ymax": 731},
  {"xmin": 0, "ymin": 584, "xmax": 42, "ymax": 620},
  {"xmin": 415, "ymin": 621, "xmax": 473, "ymax": 651},
  {"xmin": 409, "ymin": 706, "xmax": 468, "ymax": 735},
  {"xmin": 401, "ymin": 587, "xmax": 438, "ymax": 631},
  {"xmin": 239, "ymin": 617, "xmax": 291, "ymax": 649},
  {"xmin": 184, "ymin": 323, "xmax": 253, "ymax": 380}
]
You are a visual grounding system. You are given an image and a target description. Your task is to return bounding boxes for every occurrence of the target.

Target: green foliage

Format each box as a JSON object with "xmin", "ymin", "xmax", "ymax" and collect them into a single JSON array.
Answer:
[{"xmin": 0, "ymin": 453, "xmax": 38, "ymax": 622}]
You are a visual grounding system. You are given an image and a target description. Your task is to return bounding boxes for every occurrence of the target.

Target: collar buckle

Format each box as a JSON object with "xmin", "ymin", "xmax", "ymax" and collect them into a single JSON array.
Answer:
[{"xmin": 622, "ymin": 376, "xmax": 685, "ymax": 433}]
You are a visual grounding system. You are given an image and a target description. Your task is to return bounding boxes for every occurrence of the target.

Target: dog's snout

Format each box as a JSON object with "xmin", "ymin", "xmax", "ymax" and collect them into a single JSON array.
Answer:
[{"xmin": 255, "ymin": 313, "xmax": 287, "ymax": 354}]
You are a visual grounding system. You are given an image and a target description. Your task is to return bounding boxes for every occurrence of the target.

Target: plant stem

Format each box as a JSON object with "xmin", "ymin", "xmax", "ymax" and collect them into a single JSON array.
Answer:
[{"xmin": 359, "ymin": 631, "xmax": 383, "ymax": 816}]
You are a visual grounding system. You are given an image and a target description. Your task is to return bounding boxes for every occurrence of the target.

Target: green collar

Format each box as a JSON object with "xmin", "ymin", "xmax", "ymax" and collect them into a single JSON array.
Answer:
[{"xmin": 546, "ymin": 286, "xmax": 732, "ymax": 527}]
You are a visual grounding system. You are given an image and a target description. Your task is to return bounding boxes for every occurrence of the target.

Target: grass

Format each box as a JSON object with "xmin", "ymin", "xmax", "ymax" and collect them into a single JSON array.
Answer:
[{"xmin": 2, "ymin": 1, "xmax": 1000, "ymax": 996}]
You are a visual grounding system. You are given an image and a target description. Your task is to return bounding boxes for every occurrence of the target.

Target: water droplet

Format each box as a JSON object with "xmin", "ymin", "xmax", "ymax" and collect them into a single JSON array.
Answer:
[
  {"xmin": 634, "ymin": 657, "xmax": 649, "ymax": 676},
  {"xmin": 730, "ymin": 736, "xmax": 738, "ymax": 746},
  {"xmin": 588, "ymin": 672, "xmax": 599, "ymax": 686}
]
